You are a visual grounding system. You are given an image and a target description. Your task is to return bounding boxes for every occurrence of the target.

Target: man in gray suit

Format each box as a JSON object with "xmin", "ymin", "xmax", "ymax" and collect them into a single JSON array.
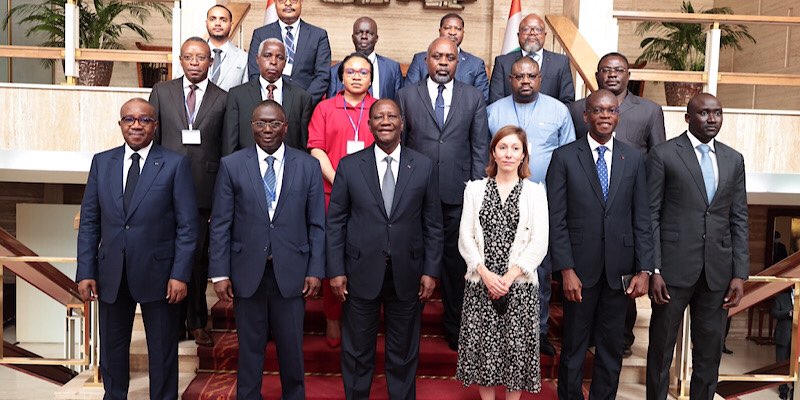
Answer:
[
  {"xmin": 205, "ymin": 5, "xmax": 248, "ymax": 92},
  {"xmin": 224, "ymin": 38, "xmax": 312, "ymax": 155},
  {"xmin": 646, "ymin": 93, "xmax": 749, "ymax": 400},
  {"xmin": 149, "ymin": 37, "xmax": 227, "ymax": 347},
  {"xmin": 396, "ymin": 37, "xmax": 489, "ymax": 350}
]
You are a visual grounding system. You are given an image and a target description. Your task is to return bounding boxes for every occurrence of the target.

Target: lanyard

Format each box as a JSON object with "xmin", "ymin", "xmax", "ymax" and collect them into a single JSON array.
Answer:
[
  {"xmin": 512, "ymin": 97, "xmax": 538, "ymax": 134},
  {"xmin": 185, "ymin": 91, "xmax": 200, "ymax": 130},
  {"xmin": 343, "ymin": 96, "xmax": 366, "ymax": 142}
]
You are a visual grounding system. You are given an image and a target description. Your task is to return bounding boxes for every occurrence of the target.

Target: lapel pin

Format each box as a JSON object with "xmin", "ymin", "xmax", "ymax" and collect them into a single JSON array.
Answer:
[
  {"xmin": 620, "ymin": 156, "xmax": 624, "ymax": 160},
  {"xmin": 154, "ymin": 162, "xmax": 160, "ymax": 166},
  {"xmin": 407, "ymin": 165, "xmax": 412, "ymax": 169}
]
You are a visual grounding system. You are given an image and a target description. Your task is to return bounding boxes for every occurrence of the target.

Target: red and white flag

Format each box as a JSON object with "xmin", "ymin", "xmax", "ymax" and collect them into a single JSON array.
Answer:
[
  {"xmin": 501, "ymin": 0, "xmax": 523, "ymax": 54},
  {"xmin": 263, "ymin": 0, "xmax": 278, "ymax": 25}
]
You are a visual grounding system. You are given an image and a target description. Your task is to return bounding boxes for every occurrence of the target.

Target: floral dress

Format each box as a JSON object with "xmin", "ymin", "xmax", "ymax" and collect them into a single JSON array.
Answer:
[{"xmin": 456, "ymin": 179, "xmax": 541, "ymax": 393}]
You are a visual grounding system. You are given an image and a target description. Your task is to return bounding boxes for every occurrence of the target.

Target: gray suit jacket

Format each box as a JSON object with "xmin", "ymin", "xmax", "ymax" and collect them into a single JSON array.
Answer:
[
  {"xmin": 489, "ymin": 49, "xmax": 574, "ymax": 104},
  {"xmin": 569, "ymin": 91, "xmax": 666, "ymax": 153},
  {"xmin": 647, "ymin": 132, "xmax": 749, "ymax": 291},
  {"xmin": 211, "ymin": 44, "xmax": 248, "ymax": 92},
  {"xmin": 222, "ymin": 77, "xmax": 312, "ymax": 155},
  {"xmin": 396, "ymin": 79, "xmax": 489, "ymax": 205},
  {"xmin": 150, "ymin": 78, "xmax": 227, "ymax": 209}
]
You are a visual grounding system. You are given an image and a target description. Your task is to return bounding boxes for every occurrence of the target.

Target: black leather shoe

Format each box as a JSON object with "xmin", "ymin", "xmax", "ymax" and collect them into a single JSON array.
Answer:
[
  {"xmin": 622, "ymin": 346, "xmax": 633, "ymax": 358},
  {"xmin": 540, "ymin": 333, "xmax": 556, "ymax": 356},
  {"xmin": 722, "ymin": 346, "xmax": 733, "ymax": 355}
]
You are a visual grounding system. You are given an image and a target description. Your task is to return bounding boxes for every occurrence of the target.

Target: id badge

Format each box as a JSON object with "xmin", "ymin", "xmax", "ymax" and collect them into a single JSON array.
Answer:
[
  {"xmin": 346, "ymin": 140, "xmax": 365, "ymax": 154},
  {"xmin": 182, "ymin": 129, "xmax": 201, "ymax": 145},
  {"xmin": 283, "ymin": 63, "xmax": 293, "ymax": 77}
]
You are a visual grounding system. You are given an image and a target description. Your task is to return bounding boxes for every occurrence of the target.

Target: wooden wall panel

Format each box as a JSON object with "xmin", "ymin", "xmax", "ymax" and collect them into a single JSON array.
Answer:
[
  {"xmin": 749, "ymin": 205, "xmax": 768, "ymax": 275},
  {"xmin": 0, "ymin": 183, "xmax": 83, "ymax": 236}
]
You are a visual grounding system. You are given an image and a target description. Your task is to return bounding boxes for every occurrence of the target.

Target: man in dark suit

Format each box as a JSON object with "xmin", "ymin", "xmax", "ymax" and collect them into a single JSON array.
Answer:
[
  {"xmin": 149, "ymin": 37, "xmax": 227, "ymax": 347},
  {"xmin": 404, "ymin": 13, "xmax": 489, "ymax": 101},
  {"xmin": 327, "ymin": 99, "xmax": 443, "ymax": 400},
  {"xmin": 247, "ymin": 0, "xmax": 330, "ymax": 103},
  {"xmin": 77, "ymin": 98, "xmax": 198, "ymax": 400},
  {"xmin": 772, "ymin": 288, "xmax": 794, "ymax": 400},
  {"xmin": 209, "ymin": 100, "xmax": 325, "ymax": 400},
  {"xmin": 569, "ymin": 52, "xmax": 666, "ymax": 357},
  {"xmin": 489, "ymin": 13, "xmax": 574, "ymax": 105},
  {"xmin": 327, "ymin": 17, "xmax": 403, "ymax": 100},
  {"xmin": 224, "ymin": 38, "xmax": 312, "ymax": 155},
  {"xmin": 396, "ymin": 37, "xmax": 489, "ymax": 350},
  {"xmin": 547, "ymin": 89, "xmax": 654, "ymax": 400},
  {"xmin": 646, "ymin": 93, "xmax": 749, "ymax": 400}
]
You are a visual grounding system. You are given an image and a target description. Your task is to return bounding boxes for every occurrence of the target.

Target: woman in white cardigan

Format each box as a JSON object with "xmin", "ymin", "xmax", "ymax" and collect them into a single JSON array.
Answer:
[{"xmin": 456, "ymin": 126, "xmax": 549, "ymax": 400}]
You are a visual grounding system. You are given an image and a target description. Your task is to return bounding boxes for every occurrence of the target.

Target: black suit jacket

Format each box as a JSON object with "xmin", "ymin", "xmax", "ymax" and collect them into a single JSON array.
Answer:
[
  {"xmin": 547, "ymin": 138, "xmax": 654, "ymax": 289},
  {"xmin": 396, "ymin": 80, "xmax": 489, "ymax": 205},
  {"xmin": 222, "ymin": 77, "xmax": 312, "ymax": 155},
  {"xmin": 647, "ymin": 132, "xmax": 749, "ymax": 291},
  {"xmin": 489, "ymin": 49, "xmax": 574, "ymax": 104},
  {"xmin": 150, "ymin": 78, "xmax": 227, "ymax": 209},
  {"xmin": 772, "ymin": 290, "xmax": 793, "ymax": 347},
  {"xmin": 326, "ymin": 145, "xmax": 443, "ymax": 301},
  {"xmin": 247, "ymin": 20, "xmax": 331, "ymax": 103},
  {"xmin": 569, "ymin": 91, "xmax": 666, "ymax": 153}
]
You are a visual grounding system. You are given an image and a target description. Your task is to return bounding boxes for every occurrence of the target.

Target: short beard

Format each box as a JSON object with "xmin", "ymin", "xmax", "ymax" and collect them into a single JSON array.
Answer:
[
  {"xmin": 522, "ymin": 41, "xmax": 543, "ymax": 54},
  {"xmin": 430, "ymin": 73, "xmax": 452, "ymax": 84},
  {"xmin": 210, "ymin": 33, "xmax": 229, "ymax": 42}
]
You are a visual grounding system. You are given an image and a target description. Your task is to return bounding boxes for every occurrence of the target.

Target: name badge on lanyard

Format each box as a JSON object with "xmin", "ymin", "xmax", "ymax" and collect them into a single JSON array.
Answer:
[
  {"xmin": 345, "ymin": 97, "xmax": 366, "ymax": 154},
  {"xmin": 183, "ymin": 95, "xmax": 201, "ymax": 145}
]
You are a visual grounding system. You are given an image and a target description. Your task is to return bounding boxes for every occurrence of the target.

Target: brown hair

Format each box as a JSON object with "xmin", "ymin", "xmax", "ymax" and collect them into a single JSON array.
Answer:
[{"xmin": 485, "ymin": 125, "xmax": 531, "ymax": 179}]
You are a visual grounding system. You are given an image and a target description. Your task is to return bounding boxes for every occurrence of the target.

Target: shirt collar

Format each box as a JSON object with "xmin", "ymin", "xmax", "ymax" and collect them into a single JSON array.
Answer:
[
  {"xmin": 278, "ymin": 19, "xmax": 300, "ymax": 32},
  {"xmin": 124, "ymin": 140, "xmax": 153, "ymax": 162},
  {"xmin": 374, "ymin": 143, "xmax": 401, "ymax": 164},
  {"xmin": 521, "ymin": 48, "xmax": 544, "ymax": 62},
  {"xmin": 426, "ymin": 77, "xmax": 454, "ymax": 92},
  {"xmin": 687, "ymin": 131, "xmax": 716, "ymax": 152},
  {"xmin": 334, "ymin": 92, "xmax": 373, "ymax": 109},
  {"xmin": 208, "ymin": 40, "xmax": 231, "ymax": 54},
  {"xmin": 587, "ymin": 133, "xmax": 615, "ymax": 153},
  {"xmin": 256, "ymin": 142, "xmax": 286, "ymax": 161},
  {"xmin": 259, "ymin": 75, "xmax": 284, "ymax": 89},
  {"xmin": 183, "ymin": 76, "xmax": 209, "ymax": 92},
  {"xmin": 367, "ymin": 52, "xmax": 377, "ymax": 64}
]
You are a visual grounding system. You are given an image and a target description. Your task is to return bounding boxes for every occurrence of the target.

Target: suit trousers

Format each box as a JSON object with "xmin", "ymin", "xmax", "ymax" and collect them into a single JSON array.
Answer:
[
  {"xmin": 646, "ymin": 272, "xmax": 727, "ymax": 400},
  {"xmin": 624, "ymin": 297, "xmax": 637, "ymax": 347},
  {"xmin": 234, "ymin": 260, "xmax": 306, "ymax": 400},
  {"xmin": 537, "ymin": 253, "xmax": 552, "ymax": 334},
  {"xmin": 440, "ymin": 202, "xmax": 466, "ymax": 346},
  {"xmin": 181, "ymin": 208, "xmax": 210, "ymax": 332},
  {"xmin": 341, "ymin": 259, "xmax": 422, "ymax": 400},
  {"xmin": 777, "ymin": 341, "xmax": 792, "ymax": 397},
  {"xmin": 99, "ymin": 268, "xmax": 180, "ymax": 400},
  {"xmin": 558, "ymin": 272, "xmax": 627, "ymax": 400}
]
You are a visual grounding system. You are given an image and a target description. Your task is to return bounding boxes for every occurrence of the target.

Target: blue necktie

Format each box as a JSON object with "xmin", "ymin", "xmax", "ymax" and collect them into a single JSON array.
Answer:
[
  {"xmin": 435, "ymin": 84, "xmax": 445, "ymax": 129},
  {"xmin": 697, "ymin": 144, "xmax": 716, "ymax": 203},
  {"xmin": 263, "ymin": 156, "xmax": 276, "ymax": 208},
  {"xmin": 596, "ymin": 146, "xmax": 609, "ymax": 201},
  {"xmin": 284, "ymin": 26, "xmax": 295, "ymax": 64}
]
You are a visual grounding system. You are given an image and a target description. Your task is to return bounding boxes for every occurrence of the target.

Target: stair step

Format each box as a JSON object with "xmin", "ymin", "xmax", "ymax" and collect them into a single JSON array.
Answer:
[{"xmin": 129, "ymin": 329, "xmax": 199, "ymax": 373}]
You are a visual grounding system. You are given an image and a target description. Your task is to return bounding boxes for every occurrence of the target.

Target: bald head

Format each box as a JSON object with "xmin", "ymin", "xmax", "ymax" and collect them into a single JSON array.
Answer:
[
  {"xmin": 352, "ymin": 17, "xmax": 378, "ymax": 55},
  {"xmin": 686, "ymin": 93, "xmax": 723, "ymax": 143},
  {"xmin": 120, "ymin": 98, "xmax": 154, "ymax": 118},
  {"xmin": 518, "ymin": 13, "xmax": 547, "ymax": 53}
]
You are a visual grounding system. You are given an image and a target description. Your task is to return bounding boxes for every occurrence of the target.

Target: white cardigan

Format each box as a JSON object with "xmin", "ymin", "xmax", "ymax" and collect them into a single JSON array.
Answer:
[{"xmin": 458, "ymin": 179, "xmax": 549, "ymax": 285}]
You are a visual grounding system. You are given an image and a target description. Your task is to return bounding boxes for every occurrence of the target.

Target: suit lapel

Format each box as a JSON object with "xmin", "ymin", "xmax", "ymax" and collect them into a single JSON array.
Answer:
[
  {"xmin": 193, "ymin": 83, "xmax": 220, "ymax": 128},
  {"xmin": 390, "ymin": 149, "xmax": 414, "ymax": 218},
  {"xmin": 575, "ymin": 139, "xmax": 606, "ymax": 205},
  {"xmin": 293, "ymin": 20, "xmax": 311, "ymax": 70},
  {"xmin": 377, "ymin": 56, "xmax": 390, "ymax": 97},
  {"xmin": 619, "ymin": 92, "xmax": 637, "ymax": 114},
  {"xmin": 109, "ymin": 147, "xmax": 125, "ymax": 218},
  {"xmin": 272, "ymin": 148, "xmax": 296, "ymax": 222},
  {"xmin": 539, "ymin": 50, "xmax": 550, "ymax": 77},
  {"xmin": 245, "ymin": 147, "xmax": 271, "ymax": 219},
  {"xmin": 171, "ymin": 79, "xmax": 189, "ymax": 129},
  {"xmin": 605, "ymin": 139, "xmax": 626, "ymax": 208},
  {"xmin": 359, "ymin": 148, "xmax": 388, "ymax": 220},
  {"xmin": 444, "ymin": 82, "xmax": 462, "ymax": 129},
  {"xmin": 676, "ymin": 132, "xmax": 710, "ymax": 205},
  {"xmin": 415, "ymin": 82, "xmax": 437, "ymax": 127},
  {"xmin": 126, "ymin": 145, "xmax": 164, "ymax": 219},
  {"xmin": 248, "ymin": 80, "xmax": 262, "ymax": 108},
  {"xmin": 282, "ymin": 78, "xmax": 294, "ymax": 119},
  {"xmin": 711, "ymin": 143, "xmax": 731, "ymax": 205}
]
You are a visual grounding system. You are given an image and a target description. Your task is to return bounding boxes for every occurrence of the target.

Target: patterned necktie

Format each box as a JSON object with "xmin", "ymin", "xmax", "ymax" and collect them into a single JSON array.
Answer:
[
  {"xmin": 211, "ymin": 48, "xmax": 222, "ymax": 83},
  {"xmin": 382, "ymin": 156, "xmax": 395, "ymax": 216},
  {"xmin": 266, "ymin": 84, "xmax": 277, "ymax": 101},
  {"xmin": 263, "ymin": 156, "xmax": 276, "ymax": 208},
  {"xmin": 124, "ymin": 153, "xmax": 141, "ymax": 213},
  {"xmin": 187, "ymin": 84, "xmax": 197, "ymax": 125},
  {"xmin": 697, "ymin": 144, "xmax": 716, "ymax": 203},
  {"xmin": 284, "ymin": 26, "xmax": 295, "ymax": 64},
  {"xmin": 596, "ymin": 145, "xmax": 609, "ymax": 201},
  {"xmin": 435, "ymin": 84, "xmax": 445, "ymax": 129},
  {"xmin": 529, "ymin": 52, "xmax": 539, "ymax": 66}
]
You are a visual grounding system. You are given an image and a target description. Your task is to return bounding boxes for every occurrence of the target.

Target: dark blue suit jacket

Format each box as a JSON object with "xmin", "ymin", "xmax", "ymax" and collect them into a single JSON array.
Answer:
[
  {"xmin": 247, "ymin": 20, "xmax": 331, "ymax": 103},
  {"xmin": 327, "ymin": 145, "xmax": 443, "ymax": 301},
  {"xmin": 76, "ymin": 144, "xmax": 198, "ymax": 304},
  {"xmin": 404, "ymin": 49, "xmax": 489, "ymax": 101},
  {"xmin": 489, "ymin": 49, "xmax": 574, "ymax": 104},
  {"xmin": 546, "ymin": 138, "xmax": 654, "ymax": 289},
  {"xmin": 326, "ymin": 54, "xmax": 403, "ymax": 100},
  {"xmin": 209, "ymin": 145, "xmax": 325, "ymax": 299}
]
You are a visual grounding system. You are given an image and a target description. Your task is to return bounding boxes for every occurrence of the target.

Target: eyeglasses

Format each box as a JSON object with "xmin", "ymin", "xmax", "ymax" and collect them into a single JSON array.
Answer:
[
  {"xmin": 598, "ymin": 67, "xmax": 628, "ymax": 74},
  {"xmin": 120, "ymin": 116, "xmax": 157, "ymax": 126},
  {"xmin": 588, "ymin": 107, "xmax": 620, "ymax": 115},
  {"xmin": 344, "ymin": 68, "xmax": 370, "ymax": 77},
  {"xmin": 519, "ymin": 26, "xmax": 545, "ymax": 35},
  {"xmin": 179, "ymin": 54, "xmax": 210, "ymax": 62},
  {"xmin": 510, "ymin": 73, "xmax": 540, "ymax": 82},
  {"xmin": 251, "ymin": 121, "xmax": 285, "ymax": 130}
]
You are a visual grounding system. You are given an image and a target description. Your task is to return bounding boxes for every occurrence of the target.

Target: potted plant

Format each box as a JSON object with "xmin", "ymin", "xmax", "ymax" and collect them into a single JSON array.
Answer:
[
  {"xmin": 635, "ymin": 1, "xmax": 756, "ymax": 106},
  {"xmin": 3, "ymin": 0, "xmax": 170, "ymax": 86}
]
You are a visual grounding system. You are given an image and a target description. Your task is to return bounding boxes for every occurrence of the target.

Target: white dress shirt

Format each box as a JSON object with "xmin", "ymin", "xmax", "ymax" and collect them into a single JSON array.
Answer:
[
  {"xmin": 259, "ymin": 75, "xmax": 284, "ymax": 104},
  {"xmin": 521, "ymin": 48, "xmax": 544, "ymax": 67},
  {"xmin": 375, "ymin": 144, "xmax": 401, "ymax": 189},
  {"xmin": 367, "ymin": 52, "xmax": 380, "ymax": 99},
  {"xmin": 426, "ymin": 78, "xmax": 453, "ymax": 122},
  {"xmin": 257, "ymin": 143, "xmax": 286, "ymax": 219},
  {"xmin": 687, "ymin": 131, "xmax": 719, "ymax": 188},
  {"xmin": 183, "ymin": 77, "xmax": 209, "ymax": 129},
  {"xmin": 208, "ymin": 40, "xmax": 232, "ymax": 69},
  {"xmin": 587, "ymin": 133, "xmax": 614, "ymax": 182},
  {"xmin": 122, "ymin": 141, "xmax": 153, "ymax": 190},
  {"xmin": 278, "ymin": 19, "xmax": 300, "ymax": 75}
]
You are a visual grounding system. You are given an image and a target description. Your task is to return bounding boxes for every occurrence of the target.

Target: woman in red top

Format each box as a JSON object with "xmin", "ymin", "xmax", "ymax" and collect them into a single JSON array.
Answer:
[{"xmin": 308, "ymin": 53, "xmax": 376, "ymax": 347}]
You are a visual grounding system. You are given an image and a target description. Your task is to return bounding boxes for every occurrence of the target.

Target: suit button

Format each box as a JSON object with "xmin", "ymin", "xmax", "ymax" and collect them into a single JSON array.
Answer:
[
  {"xmin": 702, "ymin": 234, "xmax": 706, "ymax": 239},
  {"xmin": 439, "ymin": 140, "xmax": 444, "ymax": 143},
  {"xmin": 388, "ymin": 224, "xmax": 392, "ymax": 228},
  {"xmin": 125, "ymin": 225, "xmax": 130, "ymax": 230},
  {"xmin": 706, "ymin": 212, "xmax": 710, "ymax": 216},
  {"xmin": 270, "ymin": 224, "xmax": 274, "ymax": 229}
]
